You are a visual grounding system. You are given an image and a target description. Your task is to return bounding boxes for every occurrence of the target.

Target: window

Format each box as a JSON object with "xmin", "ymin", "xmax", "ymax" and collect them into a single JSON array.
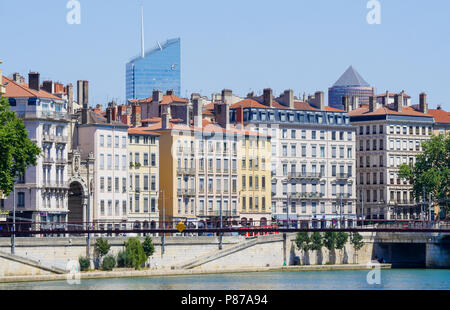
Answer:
[
  {"xmin": 107, "ymin": 177, "xmax": 112, "ymax": 192},
  {"xmin": 107, "ymin": 135, "xmax": 112, "ymax": 147},
  {"xmin": 17, "ymin": 192, "xmax": 25, "ymax": 207},
  {"xmin": 100, "ymin": 177, "xmax": 105, "ymax": 192},
  {"xmin": 100, "ymin": 135, "xmax": 105, "ymax": 147}
]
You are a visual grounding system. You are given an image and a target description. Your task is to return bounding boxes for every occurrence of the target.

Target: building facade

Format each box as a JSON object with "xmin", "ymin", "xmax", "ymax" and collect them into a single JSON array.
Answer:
[
  {"xmin": 328, "ymin": 66, "xmax": 374, "ymax": 110},
  {"xmin": 230, "ymin": 89, "xmax": 357, "ymax": 227},
  {"xmin": 350, "ymin": 93, "xmax": 434, "ymax": 220},
  {"xmin": 0, "ymin": 60, "xmax": 5, "ymax": 96},
  {"xmin": 128, "ymin": 128, "xmax": 160, "ymax": 229},
  {"xmin": 126, "ymin": 38, "xmax": 181, "ymax": 101},
  {"xmin": 2, "ymin": 73, "xmax": 70, "ymax": 226}
]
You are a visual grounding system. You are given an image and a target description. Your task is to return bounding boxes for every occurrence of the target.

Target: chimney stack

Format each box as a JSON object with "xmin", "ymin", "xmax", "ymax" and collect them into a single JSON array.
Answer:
[
  {"xmin": 236, "ymin": 105, "xmax": 244, "ymax": 129},
  {"xmin": 12, "ymin": 73, "xmax": 23, "ymax": 84},
  {"xmin": 311, "ymin": 91, "xmax": 325, "ymax": 110},
  {"xmin": 28, "ymin": 72, "xmax": 40, "ymax": 92},
  {"xmin": 131, "ymin": 104, "xmax": 142, "ymax": 127},
  {"xmin": 284, "ymin": 89, "xmax": 294, "ymax": 109},
  {"xmin": 369, "ymin": 96, "xmax": 378, "ymax": 113},
  {"xmin": 419, "ymin": 93, "xmax": 428, "ymax": 114},
  {"xmin": 342, "ymin": 96, "xmax": 350, "ymax": 112},
  {"xmin": 193, "ymin": 98, "xmax": 203, "ymax": 128},
  {"xmin": 82, "ymin": 81, "xmax": 89, "ymax": 108},
  {"xmin": 162, "ymin": 113, "xmax": 170, "ymax": 130},
  {"xmin": 383, "ymin": 90, "xmax": 389, "ymax": 106},
  {"xmin": 263, "ymin": 88, "xmax": 273, "ymax": 107},
  {"xmin": 191, "ymin": 93, "xmax": 201, "ymax": 101},
  {"xmin": 222, "ymin": 89, "xmax": 233, "ymax": 105},
  {"xmin": 394, "ymin": 92, "xmax": 403, "ymax": 112},
  {"xmin": 152, "ymin": 90, "xmax": 163, "ymax": 103},
  {"xmin": 166, "ymin": 90, "xmax": 174, "ymax": 96},
  {"xmin": 351, "ymin": 96, "xmax": 359, "ymax": 110},
  {"xmin": 77, "ymin": 81, "xmax": 84, "ymax": 106},
  {"xmin": 67, "ymin": 84, "xmax": 74, "ymax": 113},
  {"xmin": 42, "ymin": 80, "xmax": 53, "ymax": 94},
  {"xmin": 216, "ymin": 103, "xmax": 230, "ymax": 129},
  {"xmin": 106, "ymin": 106, "xmax": 112, "ymax": 124}
]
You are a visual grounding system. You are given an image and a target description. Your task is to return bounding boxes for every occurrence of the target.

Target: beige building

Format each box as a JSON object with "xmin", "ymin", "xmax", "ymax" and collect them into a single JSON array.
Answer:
[{"xmin": 128, "ymin": 128, "xmax": 160, "ymax": 230}]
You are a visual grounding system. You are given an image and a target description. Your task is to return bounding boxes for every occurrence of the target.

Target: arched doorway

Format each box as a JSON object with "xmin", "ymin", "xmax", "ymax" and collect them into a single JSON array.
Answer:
[{"xmin": 68, "ymin": 181, "xmax": 85, "ymax": 230}]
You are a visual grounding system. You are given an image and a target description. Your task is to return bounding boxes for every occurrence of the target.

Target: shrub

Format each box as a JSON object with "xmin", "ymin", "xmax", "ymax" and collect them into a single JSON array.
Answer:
[
  {"xmin": 142, "ymin": 236, "xmax": 155, "ymax": 258},
  {"xmin": 79, "ymin": 256, "xmax": 90, "ymax": 271},
  {"xmin": 95, "ymin": 238, "xmax": 111, "ymax": 258},
  {"xmin": 101, "ymin": 255, "xmax": 116, "ymax": 271},
  {"xmin": 125, "ymin": 237, "xmax": 147, "ymax": 270},
  {"xmin": 117, "ymin": 250, "xmax": 132, "ymax": 268}
]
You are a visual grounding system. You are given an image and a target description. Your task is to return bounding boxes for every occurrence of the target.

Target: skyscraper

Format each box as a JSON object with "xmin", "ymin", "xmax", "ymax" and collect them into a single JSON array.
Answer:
[
  {"xmin": 126, "ymin": 38, "xmax": 181, "ymax": 101},
  {"xmin": 328, "ymin": 66, "xmax": 374, "ymax": 109}
]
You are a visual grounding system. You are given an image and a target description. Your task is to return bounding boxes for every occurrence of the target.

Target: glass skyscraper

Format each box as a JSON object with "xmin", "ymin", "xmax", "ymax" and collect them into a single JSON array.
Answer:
[
  {"xmin": 126, "ymin": 38, "xmax": 181, "ymax": 101},
  {"xmin": 328, "ymin": 66, "xmax": 374, "ymax": 109}
]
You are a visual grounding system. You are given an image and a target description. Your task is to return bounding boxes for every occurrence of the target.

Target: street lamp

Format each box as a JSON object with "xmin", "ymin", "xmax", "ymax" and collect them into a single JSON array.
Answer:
[
  {"xmin": 85, "ymin": 157, "xmax": 93, "ymax": 259},
  {"xmin": 159, "ymin": 190, "xmax": 165, "ymax": 255},
  {"xmin": 11, "ymin": 187, "xmax": 16, "ymax": 255}
]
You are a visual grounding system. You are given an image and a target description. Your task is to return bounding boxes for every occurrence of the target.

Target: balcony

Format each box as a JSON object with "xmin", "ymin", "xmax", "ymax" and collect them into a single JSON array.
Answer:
[
  {"xmin": 389, "ymin": 200, "xmax": 415, "ymax": 206},
  {"xmin": 290, "ymin": 192, "xmax": 325, "ymax": 200},
  {"xmin": 288, "ymin": 172, "xmax": 322, "ymax": 180},
  {"xmin": 54, "ymin": 135, "xmax": 68, "ymax": 144},
  {"xmin": 43, "ymin": 157, "xmax": 54, "ymax": 164},
  {"xmin": 17, "ymin": 111, "xmax": 70, "ymax": 122},
  {"xmin": 42, "ymin": 134, "xmax": 55, "ymax": 142},
  {"xmin": 336, "ymin": 173, "xmax": 351, "ymax": 180},
  {"xmin": 42, "ymin": 181, "xmax": 69, "ymax": 189},
  {"xmin": 177, "ymin": 189, "xmax": 196, "ymax": 196},
  {"xmin": 55, "ymin": 158, "xmax": 68, "ymax": 165},
  {"xmin": 177, "ymin": 168, "xmax": 196, "ymax": 175}
]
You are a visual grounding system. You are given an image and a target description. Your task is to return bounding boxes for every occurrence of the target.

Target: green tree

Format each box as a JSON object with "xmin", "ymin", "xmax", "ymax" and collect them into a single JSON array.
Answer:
[
  {"xmin": 125, "ymin": 237, "xmax": 147, "ymax": 270},
  {"xmin": 78, "ymin": 256, "xmax": 91, "ymax": 272},
  {"xmin": 116, "ymin": 250, "xmax": 132, "ymax": 268},
  {"xmin": 295, "ymin": 232, "xmax": 311, "ymax": 252},
  {"xmin": 101, "ymin": 255, "xmax": 116, "ymax": 271},
  {"xmin": 142, "ymin": 236, "xmax": 155, "ymax": 258},
  {"xmin": 94, "ymin": 238, "xmax": 111, "ymax": 258},
  {"xmin": 398, "ymin": 134, "xmax": 450, "ymax": 219},
  {"xmin": 323, "ymin": 232, "xmax": 337, "ymax": 264},
  {"xmin": 309, "ymin": 232, "xmax": 323, "ymax": 251},
  {"xmin": 350, "ymin": 232, "xmax": 364, "ymax": 252},
  {"xmin": 335, "ymin": 232, "xmax": 348, "ymax": 251},
  {"xmin": 0, "ymin": 97, "xmax": 41, "ymax": 197}
]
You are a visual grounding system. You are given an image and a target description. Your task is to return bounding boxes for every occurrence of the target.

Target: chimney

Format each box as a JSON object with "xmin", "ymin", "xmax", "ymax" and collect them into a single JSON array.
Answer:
[
  {"xmin": 121, "ymin": 114, "xmax": 131, "ymax": 126},
  {"xmin": 77, "ymin": 81, "xmax": 84, "ymax": 106},
  {"xmin": 191, "ymin": 93, "xmax": 201, "ymax": 101},
  {"xmin": 236, "ymin": 105, "xmax": 244, "ymax": 129},
  {"xmin": 166, "ymin": 90, "xmax": 174, "ymax": 96},
  {"xmin": 284, "ymin": 90, "xmax": 294, "ymax": 109},
  {"xmin": 311, "ymin": 91, "xmax": 324, "ymax": 110},
  {"xmin": 383, "ymin": 90, "xmax": 389, "ymax": 106},
  {"xmin": 162, "ymin": 113, "xmax": 170, "ymax": 129},
  {"xmin": 28, "ymin": 72, "xmax": 40, "ymax": 92},
  {"xmin": 263, "ymin": 88, "xmax": 273, "ymax": 107},
  {"xmin": 342, "ymin": 96, "xmax": 350, "ymax": 112},
  {"xmin": 106, "ymin": 106, "xmax": 112, "ymax": 124},
  {"xmin": 152, "ymin": 90, "xmax": 163, "ymax": 103},
  {"xmin": 394, "ymin": 93, "xmax": 403, "ymax": 112},
  {"xmin": 12, "ymin": 73, "xmax": 23, "ymax": 84},
  {"xmin": 369, "ymin": 96, "xmax": 378, "ymax": 112},
  {"xmin": 419, "ymin": 93, "xmax": 428, "ymax": 114},
  {"xmin": 351, "ymin": 96, "xmax": 359, "ymax": 110},
  {"xmin": 222, "ymin": 89, "xmax": 233, "ymax": 105},
  {"xmin": 131, "ymin": 104, "xmax": 142, "ymax": 127},
  {"xmin": 110, "ymin": 103, "xmax": 117, "ymax": 121},
  {"xmin": 42, "ymin": 80, "xmax": 53, "ymax": 94},
  {"xmin": 193, "ymin": 98, "xmax": 203, "ymax": 128},
  {"xmin": 82, "ymin": 81, "xmax": 89, "ymax": 107},
  {"xmin": 216, "ymin": 103, "xmax": 230, "ymax": 129},
  {"xmin": 67, "ymin": 84, "xmax": 74, "ymax": 113}
]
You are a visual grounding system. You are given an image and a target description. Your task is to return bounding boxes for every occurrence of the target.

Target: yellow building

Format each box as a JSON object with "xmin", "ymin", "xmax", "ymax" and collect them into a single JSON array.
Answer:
[
  {"xmin": 239, "ymin": 134, "xmax": 272, "ymax": 226},
  {"xmin": 128, "ymin": 128, "xmax": 160, "ymax": 229},
  {"xmin": 146, "ymin": 113, "xmax": 271, "ymax": 228}
]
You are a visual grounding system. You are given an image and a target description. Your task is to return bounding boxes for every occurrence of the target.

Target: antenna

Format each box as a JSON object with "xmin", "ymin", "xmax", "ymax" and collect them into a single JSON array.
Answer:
[{"xmin": 141, "ymin": 5, "xmax": 145, "ymax": 58}]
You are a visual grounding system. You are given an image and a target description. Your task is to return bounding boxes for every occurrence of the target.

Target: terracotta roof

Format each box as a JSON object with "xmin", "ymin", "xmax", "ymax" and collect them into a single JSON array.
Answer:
[
  {"xmin": 325, "ymin": 106, "xmax": 345, "ymax": 112},
  {"xmin": 230, "ymin": 99, "xmax": 268, "ymax": 109},
  {"xmin": 377, "ymin": 92, "xmax": 411, "ymax": 99},
  {"xmin": 427, "ymin": 108, "xmax": 450, "ymax": 124},
  {"xmin": 231, "ymin": 98, "xmax": 343, "ymax": 113},
  {"xmin": 130, "ymin": 95, "xmax": 189, "ymax": 105},
  {"xmin": 142, "ymin": 117, "xmax": 162, "ymax": 123},
  {"xmin": 349, "ymin": 105, "xmax": 432, "ymax": 118},
  {"xmin": 2, "ymin": 76, "xmax": 63, "ymax": 100},
  {"xmin": 128, "ymin": 128, "xmax": 160, "ymax": 136}
]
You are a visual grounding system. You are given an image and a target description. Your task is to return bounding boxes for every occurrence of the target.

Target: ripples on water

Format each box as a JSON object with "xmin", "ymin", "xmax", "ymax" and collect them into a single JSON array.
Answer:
[{"xmin": 1, "ymin": 269, "xmax": 449, "ymax": 290}]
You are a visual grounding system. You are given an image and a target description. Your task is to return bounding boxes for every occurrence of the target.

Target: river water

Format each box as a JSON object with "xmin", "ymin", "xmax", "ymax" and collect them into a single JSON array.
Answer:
[{"xmin": 0, "ymin": 269, "xmax": 449, "ymax": 290}]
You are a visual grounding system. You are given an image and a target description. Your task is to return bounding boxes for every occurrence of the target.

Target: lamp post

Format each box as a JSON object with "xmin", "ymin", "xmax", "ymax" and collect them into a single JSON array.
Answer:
[
  {"xmin": 159, "ymin": 190, "xmax": 165, "ymax": 255},
  {"xmin": 219, "ymin": 199, "xmax": 223, "ymax": 250},
  {"xmin": 11, "ymin": 187, "xmax": 16, "ymax": 255},
  {"xmin": 85, "ymin": 157, "xmax": 92, "ymax": 259}
]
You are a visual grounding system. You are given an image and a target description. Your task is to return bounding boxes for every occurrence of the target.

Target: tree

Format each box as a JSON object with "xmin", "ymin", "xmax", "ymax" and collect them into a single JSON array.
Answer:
[
  {"xmin": 309, "ymin": 232, "xmax": 323, "ymax": 264},
  {"xmin": 335, "ymin": 232, "xmax": 349, "ymax": 251},
  {"xmin": 398, "ymin": 134, "xmax": 450, "ymax": 219},
  {"xmin": 101, "ymin": 255, "xmax": 116, "ymax": 271},
  {"xmin": 0, "ymin": 97, "xmax": 41, "ymax": 197},
  {"xmin": 350, "ymin": 232, "xmax": 364, "ymax": 252},
  {"xmin": 142, "ymin": 236, "xmax": 155, "ymax": 258},
  {"xmin": 94, "ymin": 238, "xmax": 110, "ymax": 258},
  {"xmin": 295, "ymin": 232, "xmax": 310, "ymax": 252},
  {"xmin": 323, "ymin": 232, "xmax": 337, "ymax": 264},
  {"xmin": 125, "ymin": 237, "xmax": 147, "ymax": 270}
]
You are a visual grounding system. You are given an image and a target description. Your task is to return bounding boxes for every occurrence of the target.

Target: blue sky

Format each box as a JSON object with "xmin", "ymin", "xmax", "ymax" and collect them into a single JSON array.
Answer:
[{"xmin": 1, "ymin": 0, "xmax": 449, "ymax": 110}]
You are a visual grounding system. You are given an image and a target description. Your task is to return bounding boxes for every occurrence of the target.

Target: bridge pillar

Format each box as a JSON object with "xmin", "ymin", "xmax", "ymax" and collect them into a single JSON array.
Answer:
[{"xmin": 426, "ymin": 242, "xmax": 450, "ymax": 268}]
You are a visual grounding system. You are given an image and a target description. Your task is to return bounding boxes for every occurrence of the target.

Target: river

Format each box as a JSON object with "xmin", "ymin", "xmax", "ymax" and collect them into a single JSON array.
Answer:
[{"xmin": 0, "ymin": 269, "xmax": 449, "ymax": 290}]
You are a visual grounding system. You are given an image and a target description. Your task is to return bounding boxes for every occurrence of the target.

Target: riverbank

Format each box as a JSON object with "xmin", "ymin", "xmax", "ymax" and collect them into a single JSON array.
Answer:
[{"xmin": 0, "ymin": 263, "xmax": 391, "ymax": 284}]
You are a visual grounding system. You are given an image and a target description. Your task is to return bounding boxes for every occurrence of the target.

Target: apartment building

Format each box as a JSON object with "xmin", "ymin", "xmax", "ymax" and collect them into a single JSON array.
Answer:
[
  {"xmin": 143, "ymin": 95, "xmax": 271, "ymax": 228},
  {"xmin": 1, "ymin": 72, "xmax": 70, "ymax": 225},
  {"xmin": 427, "ymin": 106, "xmax": 450, "ymax": 137},
  {"xmin": 75, "ymin": 102, "xmax": 129, "ymax": 229},
  {"xmin": 230, "ymin": 89, "xmax": 357, "ymax": 227},
  {"xmin": 350, "ymin": 93, "xmax": 434, "ymax": 220},
  {"xmin": 128, "ymin": 128, "xmax": 160, "ymax": 229}
]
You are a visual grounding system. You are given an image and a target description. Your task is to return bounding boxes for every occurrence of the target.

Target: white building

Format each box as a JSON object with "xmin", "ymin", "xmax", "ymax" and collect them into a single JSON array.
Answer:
[{"xmin": 1, "ymin": 73, "xmax": 70, "ymax": 226}]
